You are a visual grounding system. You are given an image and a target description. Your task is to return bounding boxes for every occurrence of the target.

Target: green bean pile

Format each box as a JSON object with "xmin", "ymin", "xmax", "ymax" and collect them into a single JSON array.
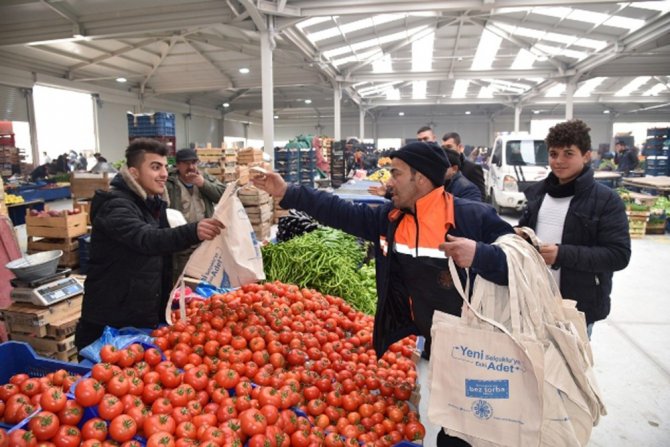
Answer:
[{"xmin": 262, "ymin": 228, "xmax": 378, "ymax": 314}]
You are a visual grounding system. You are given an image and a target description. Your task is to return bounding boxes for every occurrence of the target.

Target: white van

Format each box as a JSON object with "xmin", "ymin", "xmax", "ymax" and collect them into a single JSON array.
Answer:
[{"xmin": 485, "ymin": 133, "xmax": 550, "ymax": 213}]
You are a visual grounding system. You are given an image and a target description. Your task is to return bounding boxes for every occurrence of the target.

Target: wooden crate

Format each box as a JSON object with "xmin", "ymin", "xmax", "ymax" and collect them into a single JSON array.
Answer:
[
  {"xmin": 58, "ymin": 250, "xmax": 79, "ymax": 268},
  {"xmin": 245, "ymin": 203, "xmax": 273, "ymax": 224},
  {"xmin": 0, "ymin": 295, "xmax": 83, "ymax": 329},
  {"xmin": 4, "ymin": 312, "xmax": 79, "ymax": 338},
  {"xmin": 238, "ymin": 186, "xmax": 270, "ymax": 206},
  {"xmin": 11, "ymin": 332, "xmax": 76, "ymax": 353},
  {"xmin": 38, "ymin": 347, "xmax": 78, "ymax": 362},
  {"xmin": 70, "ymin": 172, "xmax": 110, "ymax": 200},
  {"xmin": 646, "ymin": 222, "xmax": 666, "ymax": 234},
  {"xmin": 73, "ymin": 200, "xmax": 92, "ymax": 225},
  {"xmin": 28, "ymin": 236, "xmax": 79, "ymax": 252},
  {"xmin": 26, "ymin": 211, "xmax": 87, "ymax": 239}
]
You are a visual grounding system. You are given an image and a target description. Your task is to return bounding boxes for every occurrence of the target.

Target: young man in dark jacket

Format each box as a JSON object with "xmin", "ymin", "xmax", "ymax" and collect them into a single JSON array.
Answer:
[
  {"xmin": 75, "ymin": 139, "xmax": 223, "ymax": 351},
  {"xmin": 444, "ymin": 148, "xmax": 482, "ymax": 202},
  {"xmin": 442, "ymin": 132, "xmax": 486, "ymax": 199},
  {"xmin": 254, "ymin": 142, "xmax": 513, "ymax": 447},
  {"xmin": 518, "ymin": 120, "xmax": 631, "ymax": 335}
]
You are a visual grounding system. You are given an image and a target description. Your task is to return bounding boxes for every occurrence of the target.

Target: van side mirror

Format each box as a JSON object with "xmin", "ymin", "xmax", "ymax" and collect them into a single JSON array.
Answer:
[{"xmin": 491, "ymin": 154, "xmax": 500, "ymax": 166}]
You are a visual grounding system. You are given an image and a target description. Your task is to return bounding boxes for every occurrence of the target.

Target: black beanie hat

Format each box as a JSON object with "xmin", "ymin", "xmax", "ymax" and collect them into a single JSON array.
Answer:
[{"xmin": 390, "ymin": 141, "xmax": 450, "ymax": 187}]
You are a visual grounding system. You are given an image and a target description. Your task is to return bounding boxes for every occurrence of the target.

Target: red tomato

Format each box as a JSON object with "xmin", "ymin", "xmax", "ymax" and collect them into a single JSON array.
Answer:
[
  {"xmin": 107, "ymin": 374, "xmax": 130, "ymax": 397},
  {"xmin": 238, "ymin": 409, "xmax": 267, "ymax": 437},
  {"xmin": 51, "ymin": 425, "xmax": 81, "ymax": 447},
  {"xmin": 109, "ymin": 414, "xmax": 137, "ymax": 443},
  {"xmin": 8, "ymin": 429, "xmax": 37, "ymax": 447},
  {"xmin": 91, "ymin": 364, "xmax": 114, "ymax": 384},
  {"xmin": 98, "ymin": 394, "xmax": 124, "ymax": 421},
  {"xmin": 81, "ymin": 418, "xmax": 108, "ymax": 441},
  {"xmin": 39, "ymin": 387, "xmax": 67, "ymax": 413},
  {"xmin": 146, "ymin": 432, "xmax": 174, "ymax": 447},
  {"xmin": 404, "ymin": 421, "xmax": 426, "ymax": 441},
  {"xmin": 74, "ymin": 378, "xmax": 104, "ymax": 407},
  {"xmin": 143, "ymin": 414, "xmax": 176, "ymax": 437},
  {"xmin": 100, "ymin": 345, "xmax": 121, "ymax": 364},
  {"xmin": 10, "ymin": 373, "xmax": 30, "ymax": 386},
  {"xmin": 29, "ymin": 411, "xmax": 60, "ymax": 441},
  {"xmin": 19, "ymin": 378, "xmax": 42, "ymax": 397},
  {"xmin": 57, "ymin": 400, "xmax": 84, "ymax": 426}
]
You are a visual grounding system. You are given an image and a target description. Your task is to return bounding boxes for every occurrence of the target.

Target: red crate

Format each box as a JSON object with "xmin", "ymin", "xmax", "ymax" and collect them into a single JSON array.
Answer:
[{"xmin": 0, "ymin": 133, "xmax": 15, "ymax": 148}]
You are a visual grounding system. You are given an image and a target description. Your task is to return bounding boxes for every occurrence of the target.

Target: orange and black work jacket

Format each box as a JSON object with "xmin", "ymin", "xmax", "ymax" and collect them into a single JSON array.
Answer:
[{"xmin": 279, "ymin": 185, "xmax": 513, "ymax": 356}]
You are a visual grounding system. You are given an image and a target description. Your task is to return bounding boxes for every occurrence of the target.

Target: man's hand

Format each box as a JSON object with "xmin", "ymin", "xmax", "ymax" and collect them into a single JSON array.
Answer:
[
  {"xmin": 197, "ymin": 218, "xmax": 224, "ymax": 240},
  {"xmin": 539, "ymin": 244, "xmax": 559, "ymax": 266},
  {"xmin": 367, "ymin": 181, "xmax": 388, "ymax": 197},
  {"xmin": 184, "ymin": 170, "xmax": 205, "ymax": 187},
  {"xmin": 439, "ymin": 234, "xmax": 477, "ymax": 267},
  {"xmin": 251, "ymin": 171, "xmax": 288, "ymax": 201}
]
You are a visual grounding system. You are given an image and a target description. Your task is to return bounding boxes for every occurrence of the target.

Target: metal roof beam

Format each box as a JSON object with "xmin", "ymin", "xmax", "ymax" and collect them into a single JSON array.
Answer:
[
  {"xmin": 288, "ymin": 0, "xmax": 653, "ymax": 17},
  {"xmin": 67, "ymin": 37, "xmax": 165, "ymax": 74},
  {"xmin": 141, "ymin": 37, "xmax": 178, "ymax": 94},
  {"xmin": 347, "ymin": 69, "xmax": 554, "ymax": 82},
  {"xmin": 40, "ymin": 0, "xmax": 84, "ymax": 37},
  {"xmin": 181, "ymin": 38, "xmax": 235, "ymax": 88},
  {"xmin": 238, "ymin": 0, "xmax": 268, "ymax": 32},
  {"xmin": 256, "ymin": 0, "xmax": 301, "ymax": 17},
  {"xmin": 29, "ymin": 44, "xmax": 147, "ymax": 77}
]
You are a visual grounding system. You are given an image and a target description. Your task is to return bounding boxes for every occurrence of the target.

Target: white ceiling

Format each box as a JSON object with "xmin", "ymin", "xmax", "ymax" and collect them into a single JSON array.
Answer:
[{"xmin": 0, "ymin": 0, "xmax": 669, "ymax": 121}]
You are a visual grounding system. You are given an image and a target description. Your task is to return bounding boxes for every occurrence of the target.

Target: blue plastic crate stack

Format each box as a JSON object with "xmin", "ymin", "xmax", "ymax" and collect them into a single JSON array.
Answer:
[
  {"xmin": 127, "ymin": 112, "xmax": 177, "ymax": 155},
  {"xmin": 274, "ymin": 147, "xmax": 299, "ymax": 183},
  {"xmin": 643, "ymin": 127, "xmax": 670, "ymax": 176},
  {"xmin": 299, "ymin": 147, "xmax": 316, "ymax": 187},
  {"xmin": 330, "ymin": 139, "xmax": 347, "ymax": 188}
]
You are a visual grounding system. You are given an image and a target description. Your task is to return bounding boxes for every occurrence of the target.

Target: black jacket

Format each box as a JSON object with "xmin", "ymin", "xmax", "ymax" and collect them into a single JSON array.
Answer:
[
  {"xmin": 80, "ymin": 168, "xmax": 200, "ymax": 329},
  {"xmin": 519, "ymin": 167, "xmax": 631, "ymax": 324},
  {"xmin": 461, "ymin": 157, "xmax": 486, "ymax": 199},
  {"xmin": 280, "ymin": 185, "xmax": 512, "ymax": 356},
  {"xmin": 446, "ymin": 171, "xmax": 482, "ymax": 202}
]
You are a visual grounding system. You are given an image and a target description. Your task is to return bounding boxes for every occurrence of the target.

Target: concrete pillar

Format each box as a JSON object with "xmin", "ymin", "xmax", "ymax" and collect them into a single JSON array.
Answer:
[
  {"xmin": 24, "ymin": 88, "xmax": 39, "ymax": 162},
  {"xmin": 333, "ymin": 83, "xmax": 342, "ymax": 141},
  {"xmin": 359, "ymin": 107, "xmax": 365, "ymax": 141},
  {"xmin": 261, "ymin": 17, "xmax": 275, "ymax": 155},
  {"xmin": 514, "ymin": 105, "xmax": 522, "ymax": 132},
  {"xmin": 566, "ymin": 82, "xmax": 576, "ymax": 120}
]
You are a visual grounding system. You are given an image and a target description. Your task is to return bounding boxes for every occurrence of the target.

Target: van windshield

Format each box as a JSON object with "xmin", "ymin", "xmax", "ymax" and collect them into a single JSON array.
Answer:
[{"xmin": 506, "ymin": 140, "xmax": 548, "ymax": 166}]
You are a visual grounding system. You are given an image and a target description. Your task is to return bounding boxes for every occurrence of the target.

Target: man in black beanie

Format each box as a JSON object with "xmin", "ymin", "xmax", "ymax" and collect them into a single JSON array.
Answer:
[{"xmin": 252, "ymin": 141, "xmax": 513, "ymax": 447}]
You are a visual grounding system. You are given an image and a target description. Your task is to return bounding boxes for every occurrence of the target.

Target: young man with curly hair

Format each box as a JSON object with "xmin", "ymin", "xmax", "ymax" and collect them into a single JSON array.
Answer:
[{"xmin": 518, "ymin": 119, "xmax": 631, "ymax": 337}]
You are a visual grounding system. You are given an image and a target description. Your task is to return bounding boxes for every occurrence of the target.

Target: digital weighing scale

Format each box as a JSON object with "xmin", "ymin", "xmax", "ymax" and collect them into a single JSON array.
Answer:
[{"xmin": 10, "ymin": 268, "xmax": 84, "ymax": 307}]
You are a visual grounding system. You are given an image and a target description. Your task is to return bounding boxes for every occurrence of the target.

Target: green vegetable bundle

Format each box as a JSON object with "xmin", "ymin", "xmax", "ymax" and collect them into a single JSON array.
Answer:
[{"xmin": 262, "ymin": 228, "xmax": 378, "ymax": 314}]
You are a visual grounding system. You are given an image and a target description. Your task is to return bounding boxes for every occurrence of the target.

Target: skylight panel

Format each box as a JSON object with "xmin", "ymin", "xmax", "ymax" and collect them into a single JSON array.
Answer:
[
  {"xmin": 565, "ymin": 9, "xmax": 609, "ymax": 25},
  {"xmin": 371, "ymin": 14, "xmax": 407, "ymax": 27},
  {"xmin": 324, "ymin": 26, "xmax": 426, "ymax": 60},
  {"xmin": 296, "ymin": 17, "xmax": 334, "ymax": 30},
  {"xmin": 487, "ymin": 79, "xmax": 528, "ymax": 94},
  {"xmin": 307, "ymin": 26, "xmax": 342, "ymax": 43},
  {"xmin": 531, "ymin": 7, "xmax": 572, "ymax": 20},
  {"xmin": 452, "ymin": 80, "xmax": 470, "ymax": 98},
  {"xmin": 471, "ymin": 28, "xmax": 503, "ymax": 70},
  {"xmin": 386, "ymin": 88, "xmax": 401, "ymax": 100},
  {"xmin": 545, "ymin": 83, "xmax": 566, "ymax": 97},
  {"xmin": 358, "ymin": 81, "xmax": 402, "ymax": 96},
  {"xmin": 331, "ymin": 49, "xmax": 380, "ymax": 67},
  {"xmin": 311, "ymin": 13, "xmax": 407, "ymax": 42},
  {"xmin": 602, "ymin": 16, "xmax": 645, "ymax": 30},
  {"xmin": 412, "ymin": 81, "xmax": 427, "ymax": 100},
  {"xmin": 412, "ymin": 31, "xmax": 435, "ymax": 72},
  {"xmin": 643, "ymin": 83, "xmax": 668, "ymax": 96},
  {"xmin": 373, "ymin": 53, "xmax": 393, "ymax": 73},
  {"xmin": 478, "ymin": 85, "xmax": 494, "ymax": 99},
  {"xmin": 511, "ymin": 49, "xmax": 536, "ymax": 69},
  {"xmin": 615, "ymin": 76, "xmax": 651, "ymax": 96},
  {"xmin": 574, "ymin": 77, "xmax": 607, "ymax": 97},
  {"xmin": 628, "ymin": 1, "xmax": 670, "ymax": 13},
  {"xmin": 534, "ymin": 44, "xmax": 588, "ymax": 60},
  {"xmin": 572, "ymin": 37, "xmax": 608, "ymax": 51}
]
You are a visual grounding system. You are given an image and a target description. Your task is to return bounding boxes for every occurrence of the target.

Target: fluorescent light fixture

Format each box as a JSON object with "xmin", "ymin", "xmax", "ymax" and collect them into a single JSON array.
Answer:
[
  {"xmin": 304, "ymin": 99, "xmax": 312, "ymax": 104},
  {"xmin": 471, "ymin": 28, "xmax": 503, "ymax": 70},
  {"xmin": 115, "ymin": 77, "xmax": 127, "ymax": 83},
  {"xmin": 274, "ymin": 115, "xmax": 279, "ymax": 119},
  {"xmin": 398, "ymin": 112, "xmax": 405, "ymax": 116},
  {"xmin": 643, "ymin": 83, "xmax": 667, "ymax": 96},
  {"xmin": 615, "ymin": 76, "xmax": 651, "ymax": 96},
  {"xmin": 373, "ymin": 53, "xmax": 393, "ymax": 73},
  {"xmin": 545, "ymin": 83, "xmax": 566, "ymax": 97},
  {"xmin": 465, "ymin": 111, "xmax": 471, "ymax": 115},
  {"xmin": 412, "ymin": 81, "xmax": 427, "ymax": 100},
  {"xmin": 533, "ymin": 110, "xmax": 540, "ymax": 114},
  {"xmin": 452, "ymin": 80, "xmax": 470, "ymax": 98},
  {"xmin": 574, "ymin": 77, "xmax": 607, "ymax": 97},
  {"xmin": 222, "ymin": 103, "xmax": 230, "ymax": 108},
  {"xmin": 603, "ymin": 110, "xmax": 610, "ymax": 114},
  {"xmin": 511, "ymin": 49, "xmax": 536, "ymax": 70},
  {"xmin": 239, "ymin": 68, "xmax": 250, "ymax": 74}
]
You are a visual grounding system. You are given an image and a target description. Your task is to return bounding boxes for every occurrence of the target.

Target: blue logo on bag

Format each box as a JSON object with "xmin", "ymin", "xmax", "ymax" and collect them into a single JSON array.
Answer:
[
  {"xmin": 472, "ymin": 400, "xmax": 493, "ymax": 420},
  {"xmin": 465, "ymin": 379, "xmax": 509, "ymax": 399}
]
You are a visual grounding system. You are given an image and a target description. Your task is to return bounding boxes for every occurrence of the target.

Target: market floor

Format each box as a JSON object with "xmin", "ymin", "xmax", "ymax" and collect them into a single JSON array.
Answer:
[{"xmin": 11, "ymin": 201, "xmax": 670, "ymax": 446}]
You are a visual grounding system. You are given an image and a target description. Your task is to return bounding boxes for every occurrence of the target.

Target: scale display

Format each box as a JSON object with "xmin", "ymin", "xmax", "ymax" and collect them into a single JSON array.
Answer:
[{"xmin": 11, "ymin": 277, "xmax": 84, "ymax": 306}]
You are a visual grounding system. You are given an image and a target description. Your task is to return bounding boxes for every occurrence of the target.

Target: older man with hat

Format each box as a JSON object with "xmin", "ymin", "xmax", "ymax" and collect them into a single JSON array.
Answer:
[
  {"xmin": 252, "ymin": 141, "xmax": 513, "ymax": 447},
  {"xmin": 165, "ymin": 148, "xmax": 226, "ymax": 281}
]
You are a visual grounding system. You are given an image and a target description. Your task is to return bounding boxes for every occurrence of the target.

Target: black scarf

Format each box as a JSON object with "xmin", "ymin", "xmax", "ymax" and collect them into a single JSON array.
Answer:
[{"xmin": 543, "ymin": 165, "xmax": 588, "ymax": 198}]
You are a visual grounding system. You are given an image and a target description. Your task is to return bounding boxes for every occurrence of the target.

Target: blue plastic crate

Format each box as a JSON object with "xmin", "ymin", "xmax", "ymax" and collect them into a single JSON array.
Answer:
[
  {"xmin": 127, "ymin": 112, "xmax": 176, "ymax": 137},
  {"xmin": 0, "ymin": 341, "xmax": 91, "ymax": 384}
]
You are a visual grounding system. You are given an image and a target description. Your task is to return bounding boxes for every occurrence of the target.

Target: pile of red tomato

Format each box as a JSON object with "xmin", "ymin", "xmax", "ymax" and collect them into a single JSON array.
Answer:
[{"xmin": 0, "ymin": 281, "xmax": 426, "ymax": 447}]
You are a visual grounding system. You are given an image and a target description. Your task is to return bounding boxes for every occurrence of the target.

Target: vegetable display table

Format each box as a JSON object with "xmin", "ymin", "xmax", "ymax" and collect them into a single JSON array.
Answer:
[
  {"xmin": 622, "ymin": 176, "xmax": 670, "ymax": 196},
  {"xmin": 6, "ymin": 199, "xmax": 45, "ymax": 226}
]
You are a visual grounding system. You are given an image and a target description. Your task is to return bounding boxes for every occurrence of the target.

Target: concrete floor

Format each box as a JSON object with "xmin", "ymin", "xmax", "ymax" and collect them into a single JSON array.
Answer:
[{"xmin": 11, "ymin": 201, "xmax": 670, "ymax": 446}]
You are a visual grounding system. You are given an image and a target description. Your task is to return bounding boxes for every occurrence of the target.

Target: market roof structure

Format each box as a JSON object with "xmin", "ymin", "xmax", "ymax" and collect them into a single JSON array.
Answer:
[{"xmin": 0, "ymin": 0, "xmax": 668, "ymax": 122}]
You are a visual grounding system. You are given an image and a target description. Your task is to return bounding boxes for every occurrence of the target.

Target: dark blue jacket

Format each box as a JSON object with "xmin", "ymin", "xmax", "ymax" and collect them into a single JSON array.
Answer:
[
  {"xmin": 446, "ymin": 171, "xmax": 482, "ymax": 201},
  {"xmin": 280, "ymin": 185, "xmax": 513, "ymax": 356},
  {"xmin": 519, "ymin": 167, "xmax": 631, "ymax": 324}
]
